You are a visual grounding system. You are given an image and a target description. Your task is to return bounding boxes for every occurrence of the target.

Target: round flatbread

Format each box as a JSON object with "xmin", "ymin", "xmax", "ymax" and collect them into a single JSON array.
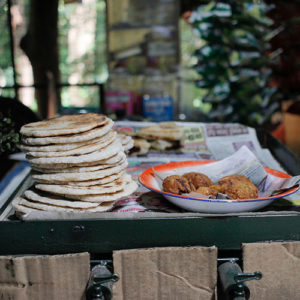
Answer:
[
  {"xmin": 24, "ymin": 189, "xmax": 98, "ymax": 208},
  {"xmin": 64, "ymin": 181, "xmax": 138, "ymax": 203},
  {"xmin": 21, "ymin": 118, "xmax": 114, "ymax": 145},
  {"xmin": 31, "ymin": 160, "xmax": 128, "ymax": 183},
  {"xmin": 18, "ymin": 131, "xmax": 115, "ymax": 153},
  {"xmin": 30, "ymin": 152, "xmax": 126, "ymax": 170},
  {"xmin": 123, "ymin": 139, "xmax": 134, "ymax": 151},
  {"xmin": 135, "ymin": 122, "xmax": 183, "ymax": 141},
  {"xmin": 129, "ymin": 137, "xmax": 151, "ymax": 156},
  {"xmin": 34, "ymin": 174, "xmax": 131, "ymax": 196},
  {"xmin": 12, "ymin": 197, "xmax": 114, "ymax": 213},
  {"xmin": 12, "ymin": 198, "xmax": 42, "ymax": 214},
  {"xmin": 66, "ymin": 171, "xmax": 125, "ymax": 186},
  {"xmin": 26, "ymin": 139, "xmax": 123, "ymax": 166},
  {"xmin": 25, "ymin": 131, "xmax": 116, "ymax": 158},
  {"xmin": 31, "ymin": 155, "xmax": 126, "ymax": 174},
  {"xmin": 117, "ymin": 133, "xmax": 134, "ymax": 151},
  {"xmin": 118, "ymin": 133, "xmax": 131, "ymax": 145},
  {"xmin": 20, "ymin": 113, "xmax": 108, "ymax": 137}
]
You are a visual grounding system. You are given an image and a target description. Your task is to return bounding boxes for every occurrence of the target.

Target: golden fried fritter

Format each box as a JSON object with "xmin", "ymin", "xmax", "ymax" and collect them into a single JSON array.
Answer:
[
  {"xmin": 162, "ymin": 175, "xmax": 195, "ymax": 195},
  {"xmin": 195, "ymin": 186, "xmax": 219, "ymax": 197},
  {"xmin": 182, "ymin": 172, "xmax": 214, "ymax": 189},
  {"xmin": 217, "ymin": 174, "xmax": 258, "ymax": 199}
]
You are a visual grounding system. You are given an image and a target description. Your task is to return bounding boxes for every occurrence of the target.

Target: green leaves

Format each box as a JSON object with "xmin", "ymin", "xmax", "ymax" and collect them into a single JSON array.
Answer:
[
  {"xmin": 0, "ymin": 111, "xmax": 20, "ymax": 155},
  {"xmin": 189, "ymin": 0, "xmax": 279, "ymax": 126}
]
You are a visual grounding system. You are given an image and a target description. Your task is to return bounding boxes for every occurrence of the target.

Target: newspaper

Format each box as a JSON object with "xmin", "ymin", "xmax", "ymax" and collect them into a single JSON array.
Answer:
[
  {"xmin": 116, "ymin": 121, "xmax": 286, "ymax": 171},
  {"xmin": 153, "ymin": 146, "xmax": 300, "ymax": 199}
]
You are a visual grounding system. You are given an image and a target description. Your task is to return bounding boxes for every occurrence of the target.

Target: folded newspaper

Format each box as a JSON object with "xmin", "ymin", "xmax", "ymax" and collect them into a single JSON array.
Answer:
[
  {"xmin": 116, "ymin": 121, "xmax": 286, "ymax": 172},
  {"xmin": 153, "ymin": 146, "xmax": 300, "ymax": 200}
]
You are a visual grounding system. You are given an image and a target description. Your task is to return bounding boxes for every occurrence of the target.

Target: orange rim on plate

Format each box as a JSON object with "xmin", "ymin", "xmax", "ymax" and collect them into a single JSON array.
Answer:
[{"xmin": 139, "ymin": 161, "xmax": 299, "ymax": 203}]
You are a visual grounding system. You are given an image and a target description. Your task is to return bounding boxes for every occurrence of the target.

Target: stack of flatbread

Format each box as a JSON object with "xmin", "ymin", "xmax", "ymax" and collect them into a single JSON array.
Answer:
[
  {"xmin": 12, "ymin": 113, "xmax": 137, "ymax": 215},
  {"xmin": 127, "ymin": 122, "xmax": 183, "ymax": 155}
]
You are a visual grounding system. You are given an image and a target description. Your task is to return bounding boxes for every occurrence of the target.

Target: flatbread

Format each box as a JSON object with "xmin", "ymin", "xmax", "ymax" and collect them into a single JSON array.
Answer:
[
  {"xmin": 34, "ymin": 174, "xmax": 131, "ymax": 196},
  {"xmin": 12, "ymin": 197, "xmax": 114, "ymax": 213},
  {"xmin": 18, "ymin": 131, "xmax": 115, "ymax": 153},
  {"xmin": 25, "ymin": 131, "xmax": 116, "ymax": 158},
  {"xmin": 117, "ymin": 133, "xmax": 134, "ymax": 151},
  {"xmin": 20, "ymin": 113, "xmax": 108, "ymax": 137},
  {"xmin": 31, "ymin": 154, "xmax": 126, "ymax": 174},
  {"xmin": 26, "ymin": 139, "xmax": 123, "ymax": 166},
  {"xmin": 123, "ymin": 139, "xmax": 134, "ymax": 151},
  {"xmin": 129, "ymin": 137, "xmax": 151, "ymax": 156},
  {"xmin": 150, "ymin": 139, "xmax": 176, "ymax": 151},
  {"xmin": 64, "ymin": 181, "xmax": 138, "ymax": 203},
  {"xmin": 118, "ymin": 133, "xmax": 131, "ymax": 145},
  {"xmin": 30, "ymin": 152, "xmax": 126, "ymax": 170},
  {"xmin": 135, "ymin": 122, "xmax": 183, "ymax": 141},
  {"xmin": 31, "ymin": 160, "xmax": 128, "ymax": 183},
  {"xmin": 66, "ymin": 171, "xmax": 125, "ymax": 186},
  {"xmin": 24, "ymin": 189, "xmax": 98, "ymax": 208},
  {"xmin": 21, "ymin": 118, "xmax": 114, "ymax": 145},
  {"xmin": 87, "ymin": 202, "xmax": 115, "ymax": 212},
  {"xmin": 12, "ymin": 198, "xmax": 42, "ymax": 214}
]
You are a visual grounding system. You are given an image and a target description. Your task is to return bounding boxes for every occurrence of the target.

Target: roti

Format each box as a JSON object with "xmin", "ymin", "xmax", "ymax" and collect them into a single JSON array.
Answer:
[
  {"xmin": 30, "ymin": 152, "xmax": 126, "ymax": 170},
  {"xmin": 135, "ymin": 122, "xmax": 183, "ymax": 141},
  {"xmin": 12, "ymin": 197, "xmax": 114, "ymax": 213},
  {"xmin": 150, "ymin": 139, "xmax": 176, "ymax": 151},
  {"xmin": 118, "ymin": 133, "xmax": 132, "ymax": 145},
  {"xmin": 66, "ymin": 172, "xmax": 125, "ymax": 186},
  {"xmin": 26, "ymin": 139, "xmax": 123, "ymax": 166},
  {"xmin": 20, "ymin": 113, "xmax": 108, "ymax": 137},
  {"xmin": 25, "ymin": 131, "xmax": 116, "ymax": 158},
  {"xmin": 31, "ymin": 155, "xmax": 126, "ymax": 174},
  {"xmin": 123, "ymin": 139, "xmax": 134, "ymax": 151},
  {"xmin": 34, "ymin": 174, "xmax": 131, "ymax": 196},
  {"xmin": 21, "ymin": 118, "xmax": 114, "ymax": 145},
  {"xmin": 24, "ymin": 189, "xmax": 98, "ymax": 208},
  {"xmin": 18, "ymin": 131, "xmax": 115, "ymax": 153},
  {"xmin": 64, "ymin": 181, "xmax": 138, "ymax": 202},
  {"xmin": 129, "ymin": 137, "xmax": 151, "ymax": 156},
  {"xmin": 31, "ymin": 160, "xmax": 128, "ymax": 183}
]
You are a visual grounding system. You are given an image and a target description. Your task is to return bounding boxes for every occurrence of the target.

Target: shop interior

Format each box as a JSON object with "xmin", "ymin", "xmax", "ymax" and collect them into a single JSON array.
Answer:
[{"xmin": 1, "ymin": 1, "xmax": 300, "ymax": 300}]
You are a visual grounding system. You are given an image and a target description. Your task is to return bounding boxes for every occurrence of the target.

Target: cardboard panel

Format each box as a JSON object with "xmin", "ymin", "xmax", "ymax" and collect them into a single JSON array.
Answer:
[
  {"xmin": 113, "ymin": 246, "xmax": 217, "ymax": 300},
  {"xmin": 243, "ymin": 242, "xmax": 300, "ymax": 299},
  {"xmin": 0, "ymin": 252, "xmax": 90, "ymax": 300}
]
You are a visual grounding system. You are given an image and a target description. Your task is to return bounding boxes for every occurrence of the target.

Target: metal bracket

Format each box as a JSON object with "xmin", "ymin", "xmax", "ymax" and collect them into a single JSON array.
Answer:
[
  {"xmin": 86, "ymin": 260, "xmax": 119, "ymax": 300},
  {"xmin": 218, "ymin": 260, "xmax": 262, "ymax": 300}
]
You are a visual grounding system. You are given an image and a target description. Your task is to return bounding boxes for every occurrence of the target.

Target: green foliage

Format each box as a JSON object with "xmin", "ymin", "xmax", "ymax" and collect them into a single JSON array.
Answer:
[
  {"xmin": 0, "ymin": 110, "xmax": 20, "ymax": 156},
  {"xmin": 190, "ymin": 0, "xmax": 280, "ymax": 126}
]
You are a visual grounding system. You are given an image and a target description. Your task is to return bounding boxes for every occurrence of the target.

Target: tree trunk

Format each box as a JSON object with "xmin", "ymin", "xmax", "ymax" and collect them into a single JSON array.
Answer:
[{"xmin": 20, "ymin": 0, "xmax": 60, "ymax": 119}]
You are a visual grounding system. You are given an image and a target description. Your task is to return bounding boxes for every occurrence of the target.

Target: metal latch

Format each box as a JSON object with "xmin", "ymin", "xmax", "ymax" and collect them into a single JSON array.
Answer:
[
  {"xmin": 218, "ymin": 259, "xmax": 262, "ymax": 300},
  {"xmin": 86, "ymin": 260, "xmax": 119, "ymax": 300}
]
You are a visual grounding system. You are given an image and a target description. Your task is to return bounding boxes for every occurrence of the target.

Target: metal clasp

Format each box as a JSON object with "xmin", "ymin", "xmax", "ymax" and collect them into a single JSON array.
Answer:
[
  {"xmin": 86, "ymin": 260, "xmax": 119, "ymax": 300},
  {"xmin": 218, "ymin": 260, "xmax": 262, "ymax": 300}
]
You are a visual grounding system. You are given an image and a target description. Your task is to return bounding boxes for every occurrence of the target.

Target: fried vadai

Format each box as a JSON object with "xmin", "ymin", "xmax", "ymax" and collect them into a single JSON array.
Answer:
[
  {"xmin": 217, "ymin": 174, "xmax": 258, "ymax": 199},
  {"xmin": 195, "ymin": 186, "xmax": 219, "ymax": 197},
  {"xmin": 162, "ymin": 175, "xmax": 195, "ymax": 195},
  {"xmin": 182, "ymin": 172, "xmax": 214, "ymax": 189}
]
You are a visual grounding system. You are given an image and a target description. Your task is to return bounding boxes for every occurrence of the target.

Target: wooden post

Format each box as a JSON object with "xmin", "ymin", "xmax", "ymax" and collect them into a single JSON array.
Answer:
[{"xmin": 20, "ymin": 0, "xmax": 60, "ymax": 119}]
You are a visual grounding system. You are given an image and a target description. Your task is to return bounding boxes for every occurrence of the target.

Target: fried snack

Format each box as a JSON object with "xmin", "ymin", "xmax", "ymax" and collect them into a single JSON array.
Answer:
[
  {"xmin": 162, "ymin": 175, "xmax": 195, "ymax": 195},
  {"xmin": 195, "ymin": 186, "xmax": 219, "ymax": 197},
  {"xmin": 183, "ymin": 172, "xmax": 214, "ymax": 189},
  {"xmin": 218, "ymin": 174, "xmax": 258, "ymax": 199}
]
